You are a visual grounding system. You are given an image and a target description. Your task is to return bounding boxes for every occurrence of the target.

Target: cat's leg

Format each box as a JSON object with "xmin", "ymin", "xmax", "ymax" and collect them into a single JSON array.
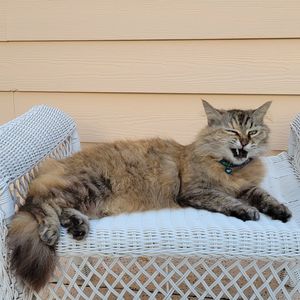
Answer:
[
  {"xmin": 238, "ymin": 186, "xmax": 292, "ymax": 222},
  {"xmin": 34, "ymin": 203, "xmax": 61, "ymax": 246},
  {"xmin": 177, "ymin": 190, "xmax": 260, "ymax": 221},
  {"xmin": 16, "ymin": 199, "xmax": 63, "ymax": 247},
  {"xmin": 60, "ymin": 208, "xmax": 90, "ymax": 240}
]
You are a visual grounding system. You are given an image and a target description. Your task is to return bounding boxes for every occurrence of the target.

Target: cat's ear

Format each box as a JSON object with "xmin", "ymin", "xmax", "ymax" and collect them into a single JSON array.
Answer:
[
  {"xmin": 253, "ymin": 101, "xmax": 272, "ymax": 122},
  {"xmin": 202, "ymin": 100, "xmax": 223, "ymax": 126}
]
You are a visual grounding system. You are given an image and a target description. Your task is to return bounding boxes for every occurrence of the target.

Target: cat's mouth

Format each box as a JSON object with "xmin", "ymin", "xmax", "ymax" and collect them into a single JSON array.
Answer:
[{"xmin": 230, "ymin": 148, "xmax": 248, "ymax": 159}]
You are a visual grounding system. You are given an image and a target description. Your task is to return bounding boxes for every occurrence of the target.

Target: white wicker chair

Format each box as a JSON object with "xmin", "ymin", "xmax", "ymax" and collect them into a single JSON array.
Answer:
[{"xmin": 1, "ymin": 106, "xmax": 300, "ymax": 300}]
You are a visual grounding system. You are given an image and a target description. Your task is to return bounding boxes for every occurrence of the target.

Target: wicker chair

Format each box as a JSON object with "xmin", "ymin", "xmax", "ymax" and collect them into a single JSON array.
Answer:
[{"xmin": 1, "ymin": 106, "xmax": 300, "ymax": 300}]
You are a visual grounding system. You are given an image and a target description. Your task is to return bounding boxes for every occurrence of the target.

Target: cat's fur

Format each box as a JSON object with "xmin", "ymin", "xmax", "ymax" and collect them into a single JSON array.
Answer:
[{"xmin": 8, "ymin": 101, "xmax": 291, "ymax": 290}]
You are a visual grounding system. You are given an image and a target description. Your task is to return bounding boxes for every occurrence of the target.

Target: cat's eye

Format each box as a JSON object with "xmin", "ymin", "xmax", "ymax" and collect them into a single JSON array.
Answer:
[
  {"xmin": 225, "ymin": 129, "xmax": 239, "ymax": 135},
  {"xmin": 248, "ymin": 130, "xmax": 258, "ymax": 136}
]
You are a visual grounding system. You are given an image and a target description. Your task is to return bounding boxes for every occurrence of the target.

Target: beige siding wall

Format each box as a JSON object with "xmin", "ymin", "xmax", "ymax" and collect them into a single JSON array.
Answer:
[{"xmin": 1, "ymin": 1, "xmax": 300, "ymax": 150}]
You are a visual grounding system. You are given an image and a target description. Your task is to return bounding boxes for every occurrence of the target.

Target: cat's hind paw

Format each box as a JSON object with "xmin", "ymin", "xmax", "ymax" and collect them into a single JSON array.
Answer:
[
  {"xmin": 39, "ymin": 222, "xmax": 60, "ymax": 246},
  {"xmin": 60, "ymin": 208, "xmax": 90, "ymax": 241}
]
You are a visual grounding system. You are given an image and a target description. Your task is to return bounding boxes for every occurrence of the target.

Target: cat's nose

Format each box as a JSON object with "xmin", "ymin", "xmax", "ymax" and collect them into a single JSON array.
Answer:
[{"xmin": 240, "ymin": 138, "xmax": 249, "ymax": 147}]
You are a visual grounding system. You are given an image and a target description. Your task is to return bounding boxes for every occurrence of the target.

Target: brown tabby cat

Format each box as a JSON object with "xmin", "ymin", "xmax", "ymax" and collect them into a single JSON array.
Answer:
[{"xmin": 8, "ymin": 100, "xmax": 291, "ymax": 290}]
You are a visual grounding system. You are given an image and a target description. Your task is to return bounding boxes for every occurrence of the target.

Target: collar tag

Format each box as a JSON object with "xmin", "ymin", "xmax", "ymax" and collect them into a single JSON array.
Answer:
[
  {"xmin": 219, "ymin": 158, "xmax": 252, "ymax": 175},
  {"xmin": 225, "ymin": 167, "xmax": 233, "ymax": 175}
]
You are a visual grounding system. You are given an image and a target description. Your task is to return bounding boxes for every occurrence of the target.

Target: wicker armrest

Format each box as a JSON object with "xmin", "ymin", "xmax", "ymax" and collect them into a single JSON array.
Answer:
[
  {"xmin": 0, "ymin": 105, "xmax": 80, "ymax": 220},
  {"xmin": 289, "ymin": 113, "xmax": 300, "ymax": 177}
]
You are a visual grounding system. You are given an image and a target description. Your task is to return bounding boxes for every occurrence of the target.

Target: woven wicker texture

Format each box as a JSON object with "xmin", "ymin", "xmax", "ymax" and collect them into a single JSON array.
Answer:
[
  {"xmin": 289, "ymin": 113, "xmax": 300, "ymax": 179},
  {"xmin": 0, "ymin": 105, "xmax": 80, "ymax": 300},
  {"xmin": 0, "ymin": 105, "xmax": 79, "ymax": 219},
  {"xmin": 0, "ymin": 106, "xmax": 300, "ymax": 299},
  {"xmin": 30, "ymin": 257, "xmax": 299, "ymax": 300}
]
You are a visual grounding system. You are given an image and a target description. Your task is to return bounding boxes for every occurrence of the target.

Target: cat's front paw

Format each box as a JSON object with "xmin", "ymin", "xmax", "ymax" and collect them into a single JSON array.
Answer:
[
  {"xmin": 231, "ymin": 206, "xmax": 260, "ymax": 222},
  {"xmin": 269, "ymin": 203, "xmax": 292, "ymax": 223}
]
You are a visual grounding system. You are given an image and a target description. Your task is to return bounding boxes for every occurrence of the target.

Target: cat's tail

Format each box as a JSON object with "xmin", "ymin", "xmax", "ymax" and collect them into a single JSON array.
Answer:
[
  {"xmin": 8, "ymin": 208, "xmax": 58, "ymax": 291},
  {"xmin": 8, "ymin": 159, "xmax": 68, "ymax": 290}
]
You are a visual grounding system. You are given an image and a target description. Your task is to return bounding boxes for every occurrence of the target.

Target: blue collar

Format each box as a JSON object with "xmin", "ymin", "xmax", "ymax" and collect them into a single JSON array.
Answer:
[{"xmin": 219, "ymin": 158, "xmax": 252, "ymax": 175}]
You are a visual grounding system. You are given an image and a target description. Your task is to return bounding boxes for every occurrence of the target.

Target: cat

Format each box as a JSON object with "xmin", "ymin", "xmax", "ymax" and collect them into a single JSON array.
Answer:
[{"xmin": 8, "ymin": 100, "xmax": 291, "ymax": 291}]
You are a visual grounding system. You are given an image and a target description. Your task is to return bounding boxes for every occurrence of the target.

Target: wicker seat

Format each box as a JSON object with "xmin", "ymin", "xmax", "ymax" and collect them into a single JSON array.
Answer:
[{"xmin": 1, "ymin": 106, "xmax": 300, "ymax": 299}]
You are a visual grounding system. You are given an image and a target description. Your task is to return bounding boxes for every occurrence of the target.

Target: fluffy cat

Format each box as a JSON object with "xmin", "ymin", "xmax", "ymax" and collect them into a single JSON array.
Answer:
[{"xmin": 8, "ymin": 100, "xmax": 291, "ymax": 290}]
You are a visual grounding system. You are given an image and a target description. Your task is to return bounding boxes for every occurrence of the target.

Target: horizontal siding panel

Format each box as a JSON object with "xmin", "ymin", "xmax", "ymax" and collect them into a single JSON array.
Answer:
[
  {"xmin": 14, "ymin": 92, "xmax": 300, "ymax": 150},
  {"xmin": 0, "ymin": 92, "xmax": 14, "ymax": 125},
  {"xmin": 3, "ymin": 1, "xmax": 300, "ymax": 41},
  {"xmin": 0, "ymin": 1, "xmax": 6, "ymax": 41},
  {"xmin": 1, "ymin": 40, "xmax": 300, "ymax": 94}
]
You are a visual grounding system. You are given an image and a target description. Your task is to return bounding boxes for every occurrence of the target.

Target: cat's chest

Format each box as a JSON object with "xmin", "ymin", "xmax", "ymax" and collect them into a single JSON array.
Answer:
[
  {"xmin": 214, "ymin": 170, "xmax": 254, "ymax": 194},
  {"xmin": 210, "ymin": 160, "xmax": 264, "ymax": 193},
  {"xmin": 191, "ymin": 158, "xmax": 265, "ymax": 195}
]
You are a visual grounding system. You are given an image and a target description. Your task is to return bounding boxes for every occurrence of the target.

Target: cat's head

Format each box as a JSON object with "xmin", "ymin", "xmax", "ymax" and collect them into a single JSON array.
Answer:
[{"xmin": 199, "ymin": 100, "xmax": 271, "ymax": 164}]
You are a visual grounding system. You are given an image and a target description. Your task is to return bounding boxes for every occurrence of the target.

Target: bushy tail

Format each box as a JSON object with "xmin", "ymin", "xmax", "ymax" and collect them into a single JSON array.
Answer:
[{"xmin": 8, "ymin": 211, "xmax": 57, "ymax": 291}]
